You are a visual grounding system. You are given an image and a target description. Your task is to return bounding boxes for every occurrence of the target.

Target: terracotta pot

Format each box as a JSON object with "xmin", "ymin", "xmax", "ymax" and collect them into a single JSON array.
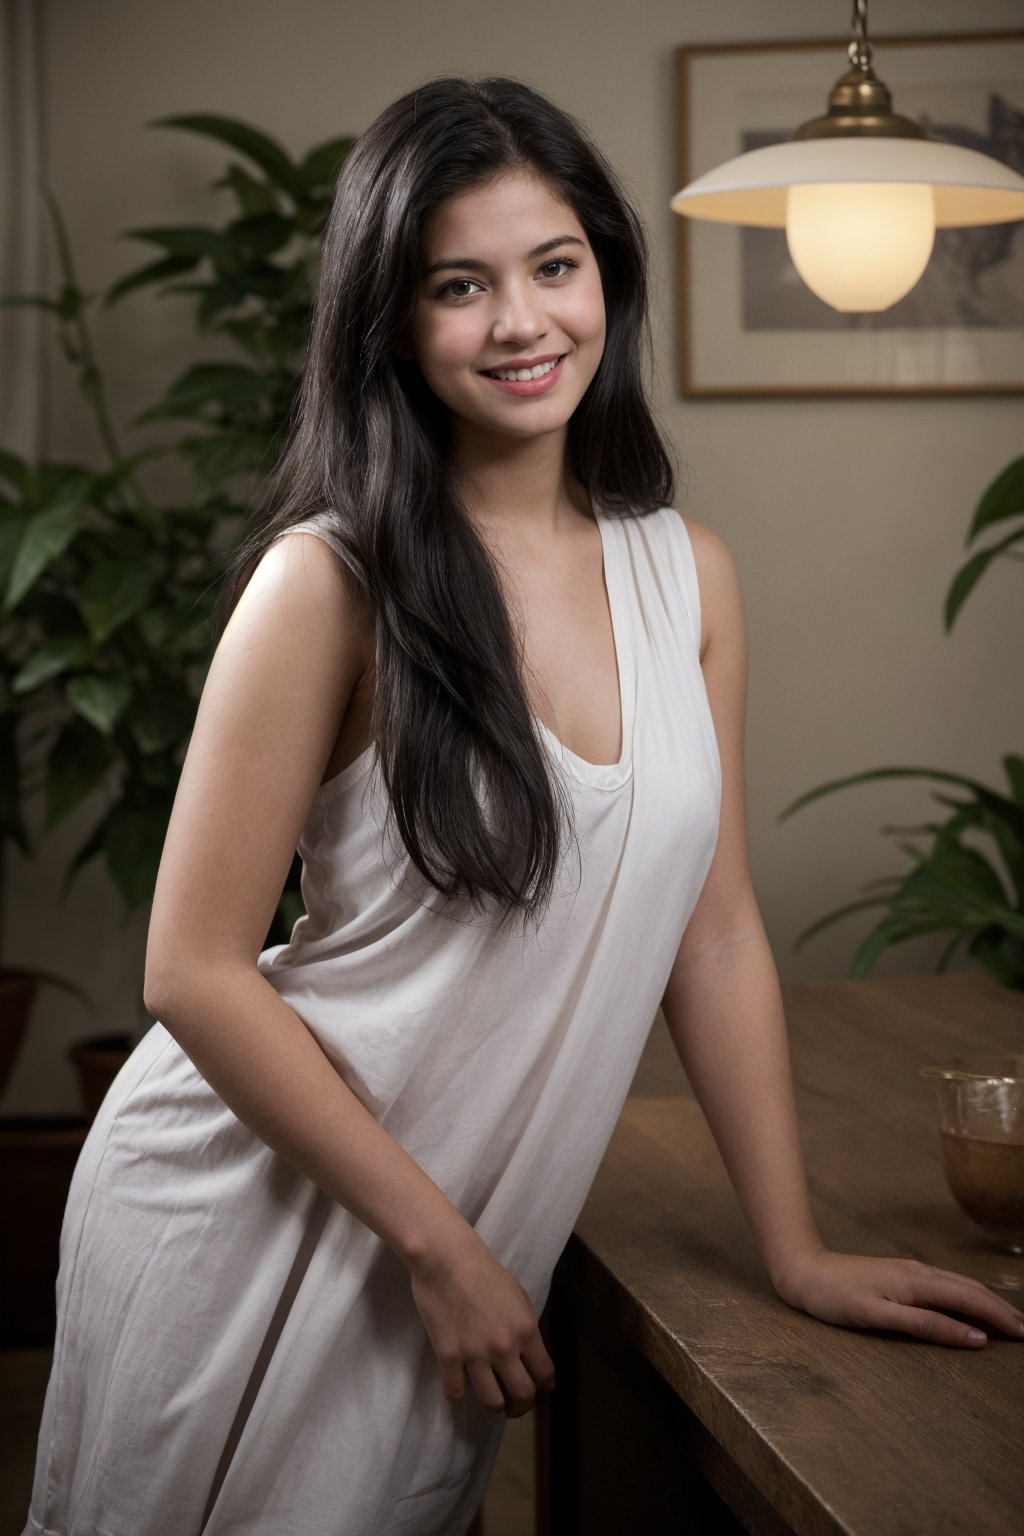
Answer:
[
  {"xmin": 0, "ymin": 969, "xmax": 38, "ymax": 1101},
  {"xmin": 68, "ymin": 1033, "xmax": 133, "ymax": 1121},
  {"xmin": 0, "ymin": 1114, "xmax": 89, "ymax": 1345}
]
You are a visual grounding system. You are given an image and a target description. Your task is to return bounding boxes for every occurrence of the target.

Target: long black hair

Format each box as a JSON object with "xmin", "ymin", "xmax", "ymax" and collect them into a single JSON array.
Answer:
[{"xmin": 213, "ymin": 75, "xmax": 676, "ymax": 933}]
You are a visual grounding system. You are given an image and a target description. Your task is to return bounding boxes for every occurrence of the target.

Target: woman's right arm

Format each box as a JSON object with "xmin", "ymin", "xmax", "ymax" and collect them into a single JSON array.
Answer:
[{"xmin": 143, "ymin": 531, "xmax": 553, "ymax": 1416}]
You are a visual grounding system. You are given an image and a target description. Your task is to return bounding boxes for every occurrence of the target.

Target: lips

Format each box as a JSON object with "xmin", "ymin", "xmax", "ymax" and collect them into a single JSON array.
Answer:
[
  {"xmin": 480, "ymin": 354, "xmax": 568, "ymax": 396},
  {"xmin": 480, "ymin": 352, "xmax": 566, "ymax": 378}
]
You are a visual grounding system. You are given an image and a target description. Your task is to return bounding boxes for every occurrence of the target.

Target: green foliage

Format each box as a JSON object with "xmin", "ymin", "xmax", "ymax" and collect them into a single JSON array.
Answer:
[
  {"xmin": 780, "ymin": 481, "xmax": 1024, "ymax": 990},
  {"xmin": 779, "ymin": 759, "xmax": 1024, "ymax": 989},
  {"xmin": 944, "ymin": 456, "xmax": 1024, "ymax": 631},
  {"xmin": 0, "ymin": 113, "xmax": 354, "ymax": 975}
]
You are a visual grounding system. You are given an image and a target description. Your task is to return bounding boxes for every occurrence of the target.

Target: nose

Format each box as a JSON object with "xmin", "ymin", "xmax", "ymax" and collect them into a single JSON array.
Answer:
[{"xmin": 491, "ymin": 279, "xmax": 548, "ymax": 346}]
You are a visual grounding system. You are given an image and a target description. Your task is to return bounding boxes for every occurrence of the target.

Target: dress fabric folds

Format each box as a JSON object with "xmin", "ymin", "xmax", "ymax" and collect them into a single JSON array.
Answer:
[{"xmin": 23, "ymin": 499, "xmax": 721, "ymax": 1536}]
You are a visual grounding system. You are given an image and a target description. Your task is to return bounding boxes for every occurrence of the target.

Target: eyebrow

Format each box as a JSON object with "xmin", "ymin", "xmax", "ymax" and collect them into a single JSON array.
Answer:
[{"xmin": 421, "ymin": 234, "xmax": 585, "ymax": 281}]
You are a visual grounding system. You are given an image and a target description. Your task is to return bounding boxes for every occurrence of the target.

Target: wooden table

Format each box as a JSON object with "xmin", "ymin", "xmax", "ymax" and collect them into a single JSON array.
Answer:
[{"xmin": 534, "ymin": 971, "xmax": 1024, "ymax": 1536}]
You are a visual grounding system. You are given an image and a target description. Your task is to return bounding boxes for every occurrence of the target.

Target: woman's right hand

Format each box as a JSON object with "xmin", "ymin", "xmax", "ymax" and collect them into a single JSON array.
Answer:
[{"xmin": 408, "ymin": 1231, "xmax": 555, "ymax": 1417}]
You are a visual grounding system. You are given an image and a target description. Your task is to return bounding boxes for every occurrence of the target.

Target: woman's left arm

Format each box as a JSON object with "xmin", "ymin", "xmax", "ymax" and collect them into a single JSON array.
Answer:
[{"xmin": 662, "ymin": 514, "xmax": 1024, "ymax": 1349}]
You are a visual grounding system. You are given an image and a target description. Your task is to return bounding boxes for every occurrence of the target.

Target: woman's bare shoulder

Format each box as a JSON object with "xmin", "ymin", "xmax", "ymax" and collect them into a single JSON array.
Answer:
[
  {"xmin": 672, "ymin": 510, "xmax": 736, "ymax": 578},
  {"xmin": 258, "ymin": 525, "xmax": 375, "ymax": 675},
  {"xmin": 671, "ymin": 510, "xmax": 742, "ymax": 661},
  {"xmin": 145, "ymin": 531, "xmax": 372, "ymax": 1003}
]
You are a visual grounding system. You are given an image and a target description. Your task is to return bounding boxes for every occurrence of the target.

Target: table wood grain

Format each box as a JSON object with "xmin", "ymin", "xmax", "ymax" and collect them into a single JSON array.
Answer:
[{"xmin": 536, "ymin": 970, "xmax": 1024, "ymax": 1536}]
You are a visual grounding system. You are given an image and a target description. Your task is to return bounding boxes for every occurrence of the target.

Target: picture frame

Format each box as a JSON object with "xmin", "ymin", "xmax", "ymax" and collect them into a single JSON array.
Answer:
[{"xmin": 675, "ymin": 31, "xmax": 1024, "ymax": 397}]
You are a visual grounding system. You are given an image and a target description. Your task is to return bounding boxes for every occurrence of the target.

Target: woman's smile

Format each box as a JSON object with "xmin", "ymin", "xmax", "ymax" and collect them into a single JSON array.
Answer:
[{"xmin": 480, "ymin": 353, "xmax": 569, "ymax": 394}]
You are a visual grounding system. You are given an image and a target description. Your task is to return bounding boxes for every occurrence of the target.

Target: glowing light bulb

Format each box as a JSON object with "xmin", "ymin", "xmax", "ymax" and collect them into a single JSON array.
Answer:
[{"xmin": 785, "ymin": 182, "xmax": 935, "ymax": 311}]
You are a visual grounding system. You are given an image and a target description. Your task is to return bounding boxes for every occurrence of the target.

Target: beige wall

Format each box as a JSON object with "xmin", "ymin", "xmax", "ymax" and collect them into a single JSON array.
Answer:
[{"xmin": 5, "ymin": 0, "xmax": 1022, "ymax": 1112}]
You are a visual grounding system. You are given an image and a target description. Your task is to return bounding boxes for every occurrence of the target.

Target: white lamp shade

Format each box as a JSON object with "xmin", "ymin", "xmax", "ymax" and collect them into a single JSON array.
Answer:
[
  {"xmin": 671, "ymin": 135, "xmax": 1024, "ymax": 228},
  {"xmin": 785, "ymin": 182, "xmax": 935, "ymax": 310}
]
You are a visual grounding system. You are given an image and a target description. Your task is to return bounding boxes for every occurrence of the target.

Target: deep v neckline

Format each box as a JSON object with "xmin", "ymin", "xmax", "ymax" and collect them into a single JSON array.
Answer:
[{"xmin": 531, "ymin": 497, "xmax": 635, "ymax": 793}]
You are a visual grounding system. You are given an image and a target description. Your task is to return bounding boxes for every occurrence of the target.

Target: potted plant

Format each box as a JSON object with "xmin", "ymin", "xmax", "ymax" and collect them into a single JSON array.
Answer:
[
  {"xmin": 0, "ymin": 113, "xmax": 354, "ymax": 1110},
  {"xmin": 778, "ymin": 456, "xmax": 1024, "ymax": 991},
  {"xmin": 1, "ymin": 113, "xmax": 355, "ymax": 1341}
]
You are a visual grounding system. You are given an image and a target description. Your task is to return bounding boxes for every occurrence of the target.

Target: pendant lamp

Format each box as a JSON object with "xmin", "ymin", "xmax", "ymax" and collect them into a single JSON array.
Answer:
[{"xmin": 670, "ymin": 1, "xmax": 1024, "ymax": 313}]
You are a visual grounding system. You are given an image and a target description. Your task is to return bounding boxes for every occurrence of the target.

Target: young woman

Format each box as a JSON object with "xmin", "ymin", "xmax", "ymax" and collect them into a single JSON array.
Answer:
[{"xmin": 24, "ymin": 75, "xmax": 1024, "ymax": 1536}]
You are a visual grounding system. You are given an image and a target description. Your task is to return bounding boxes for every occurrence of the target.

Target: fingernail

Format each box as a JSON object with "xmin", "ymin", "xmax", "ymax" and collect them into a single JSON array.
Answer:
[{"xmin": 967, "ymin": 1329, "xmax": 987, "ymax": 1343}]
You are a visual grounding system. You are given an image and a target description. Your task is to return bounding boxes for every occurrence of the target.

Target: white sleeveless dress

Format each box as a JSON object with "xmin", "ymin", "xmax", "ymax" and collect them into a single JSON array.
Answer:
[{"xmin": 23, "ymin": 500, "xmax": 721, "ymax": 1536}]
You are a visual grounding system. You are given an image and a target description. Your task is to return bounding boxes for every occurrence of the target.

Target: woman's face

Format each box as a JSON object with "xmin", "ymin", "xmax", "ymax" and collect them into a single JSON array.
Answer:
[{"xmin": 405, "ymin": 169, "xmax": 606, "ymax": 445}]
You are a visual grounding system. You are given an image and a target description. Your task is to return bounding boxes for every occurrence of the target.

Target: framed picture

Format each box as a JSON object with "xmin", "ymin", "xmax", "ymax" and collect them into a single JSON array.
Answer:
[{"xmin": 675, "ymin": 31, "xmax": 1024, "ymax": 397}]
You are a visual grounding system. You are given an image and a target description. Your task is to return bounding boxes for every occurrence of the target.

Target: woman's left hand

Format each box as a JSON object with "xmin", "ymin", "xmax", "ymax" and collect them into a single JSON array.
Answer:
[{"xmin": 773, "ymin": 1249, "xmax": 1024, "ymax": 1348}]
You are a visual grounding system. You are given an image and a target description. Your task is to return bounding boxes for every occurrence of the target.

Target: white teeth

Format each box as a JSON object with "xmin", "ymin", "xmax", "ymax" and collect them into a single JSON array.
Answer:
[{"xmin": 487, "ymin": 357, "xmax": 561, "ymax": 381}]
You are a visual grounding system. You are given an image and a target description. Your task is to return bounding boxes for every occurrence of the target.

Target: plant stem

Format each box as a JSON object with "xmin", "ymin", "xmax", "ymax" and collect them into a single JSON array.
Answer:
[{"xmin": 69, "ymin": 301, "xmax": 148, "ymax": 509}]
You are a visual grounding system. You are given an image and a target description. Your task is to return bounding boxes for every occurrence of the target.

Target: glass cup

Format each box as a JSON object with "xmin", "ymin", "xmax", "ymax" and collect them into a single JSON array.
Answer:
[{"xmin": 919, "ymin": 1055, "xmax": 1024, "ymax": 1255}]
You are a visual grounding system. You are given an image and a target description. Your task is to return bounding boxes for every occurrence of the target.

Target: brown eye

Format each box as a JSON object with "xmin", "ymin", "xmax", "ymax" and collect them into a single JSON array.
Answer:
[
  {"xmin": 539, "ymin": 258, "xmax": 579, "ymax": 278},
  {"xmin": 438, "ymin": 278, "xmax": 482, "ymax": 300}
]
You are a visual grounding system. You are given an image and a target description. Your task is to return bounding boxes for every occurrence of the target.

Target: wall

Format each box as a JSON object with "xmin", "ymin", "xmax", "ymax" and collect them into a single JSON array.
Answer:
[{"xmin": 5, "ymin": 0, "xmax": 1022, "ymax": 1112}]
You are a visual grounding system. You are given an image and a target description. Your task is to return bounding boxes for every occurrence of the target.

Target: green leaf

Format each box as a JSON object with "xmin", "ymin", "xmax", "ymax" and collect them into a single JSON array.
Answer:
[
  {"xmin": 790, "ymin": 894, "xmax": 893, "ymax": 951},
  {"xmin": 104, "ymin": 254, "xmax": 199, "ymax": 306},
  {"xmin": 28, "ymin": 462, "xmax": 90, "ymax": 504},
  {"xmin": 149, "ymin": 114, "xmax": 304, "ymax": 198},
  {"xmin": 944, "ymin": 523, "xmax": 1024, "ymax": 631},
  {"xmin": 61, "ymin": 808, "xmax": 109, "ymax": 894},
  {"xmin": 934, "ymin": 933, "xmax": 967, "ymax": 972},
  {"xmin": 1003, "ymin": 754, "xmax": 1024, "ymax": 806},
  {"xmin": 786, "ymin": 757, "xmax": 1024, "ymax": 986},
  {"xmin": 105, "ymin": 798, "xmax": 174, "ymax": 911},
  {"xmin": 777, "ymin": 765, "xmax": 1013, "ymax": 825},
  {"xmin": 94, "ymin": 448, "xmax": 171, "ymax": 502},
  {"xmin": 897, "ymin": 839, "xmax": 1011, "ymax": 915},
  {"xmin": 958, "ymin": 801, "xmax": 1024, "ymax": 908},
  {"xmin": 845, "ymin": 918, "xmax": 903, "ymax": 978},
  {"xmin": 968, "ymin": 455, "xmax": 1024, "ymax": 539},
  {"xmin": 44, "ymin": 719, "xmax": 119, "ymax": 829},
  {"xmin": 967, "ymin": 928, "xmax": 1024, "ymax": 990},
  {"xmin": 224, "ymin": 213, "xmax": 294, "ymax": 259},
  {"xmin": 130, "ymin": 578, "xmax": 218, "ymax": 659},
  {"xmin": 66, "ymin": 674, "xmax": 133, "ymax": 735},
  {"xmin": 195, "ymin": 259, "xmax": 299, "ymax": 307},
  {"xmin": 189, "ymin": 281, "xmax": 247, "ymax": 332},
  {"xmin": 57, "ymin": 284, "xmax": 88, "ymax": 322},
  {"xmin": 12, "ymin": 631, "xmax": 95, "ymax": 692},
  {"xmin": 298, "ymin": 136, "xmax": 355, "ymax": 189},
  {"xmin": 122, "ymin": 225, "xmax": 229, "ymax": 260},
  {"xmin": 39, "ymin": 184, "xmax": 78, "ymax": 289},
  {"xmin": 216, "ymin": 316, "xmax": 275, "ymax": 359},
  {"xmin": 849, "ymin": 915, "xmax": 970, "ymax": 979},
  {"xmin": 0, "ymin": 294, "xmax": 62, "ymax": 313},
  {"xmin": 3, "ymin": 480, "xmax": 95, "ymax": 610},
  {"xmin": 131, "ymin": 362, "xmax": 267, "ymax": 424},
  {"xmin": 0, "ymin": 509, "xmax": 28, "ymax": 607},
  {"xmin": 137, "ymin": 753, "xmax": 185, "ymax": 791},
  {"xmin": 76, "ymin": 548, "xmax": 169, "ymax": 643},
  {"xmin": 79, "ymin": 365, "xmax": 102, "ymax": 407},
  {"xmin": 126, "ymin": 690, "xmax": 196, "ymax": 755},
  {"xmin": 0, "ymin": 448, "xmax": 32, "ymax": 496},
  {"xmin": 179, "ymin": 431, "xmax": 268, "ymax": 500},
  {"xmin": 135, "ymin": 605, "xmax": 174, "ymax": 649},
  {"xmin": 214, "ymin": 164, "xmax": 281, "ymax": 217}
]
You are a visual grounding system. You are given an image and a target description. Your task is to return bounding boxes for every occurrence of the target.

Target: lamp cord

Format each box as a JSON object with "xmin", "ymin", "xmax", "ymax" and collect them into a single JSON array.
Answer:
[{"xmin": 848, "ymin": 0, "xmax": 872, "ymax": 71}]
